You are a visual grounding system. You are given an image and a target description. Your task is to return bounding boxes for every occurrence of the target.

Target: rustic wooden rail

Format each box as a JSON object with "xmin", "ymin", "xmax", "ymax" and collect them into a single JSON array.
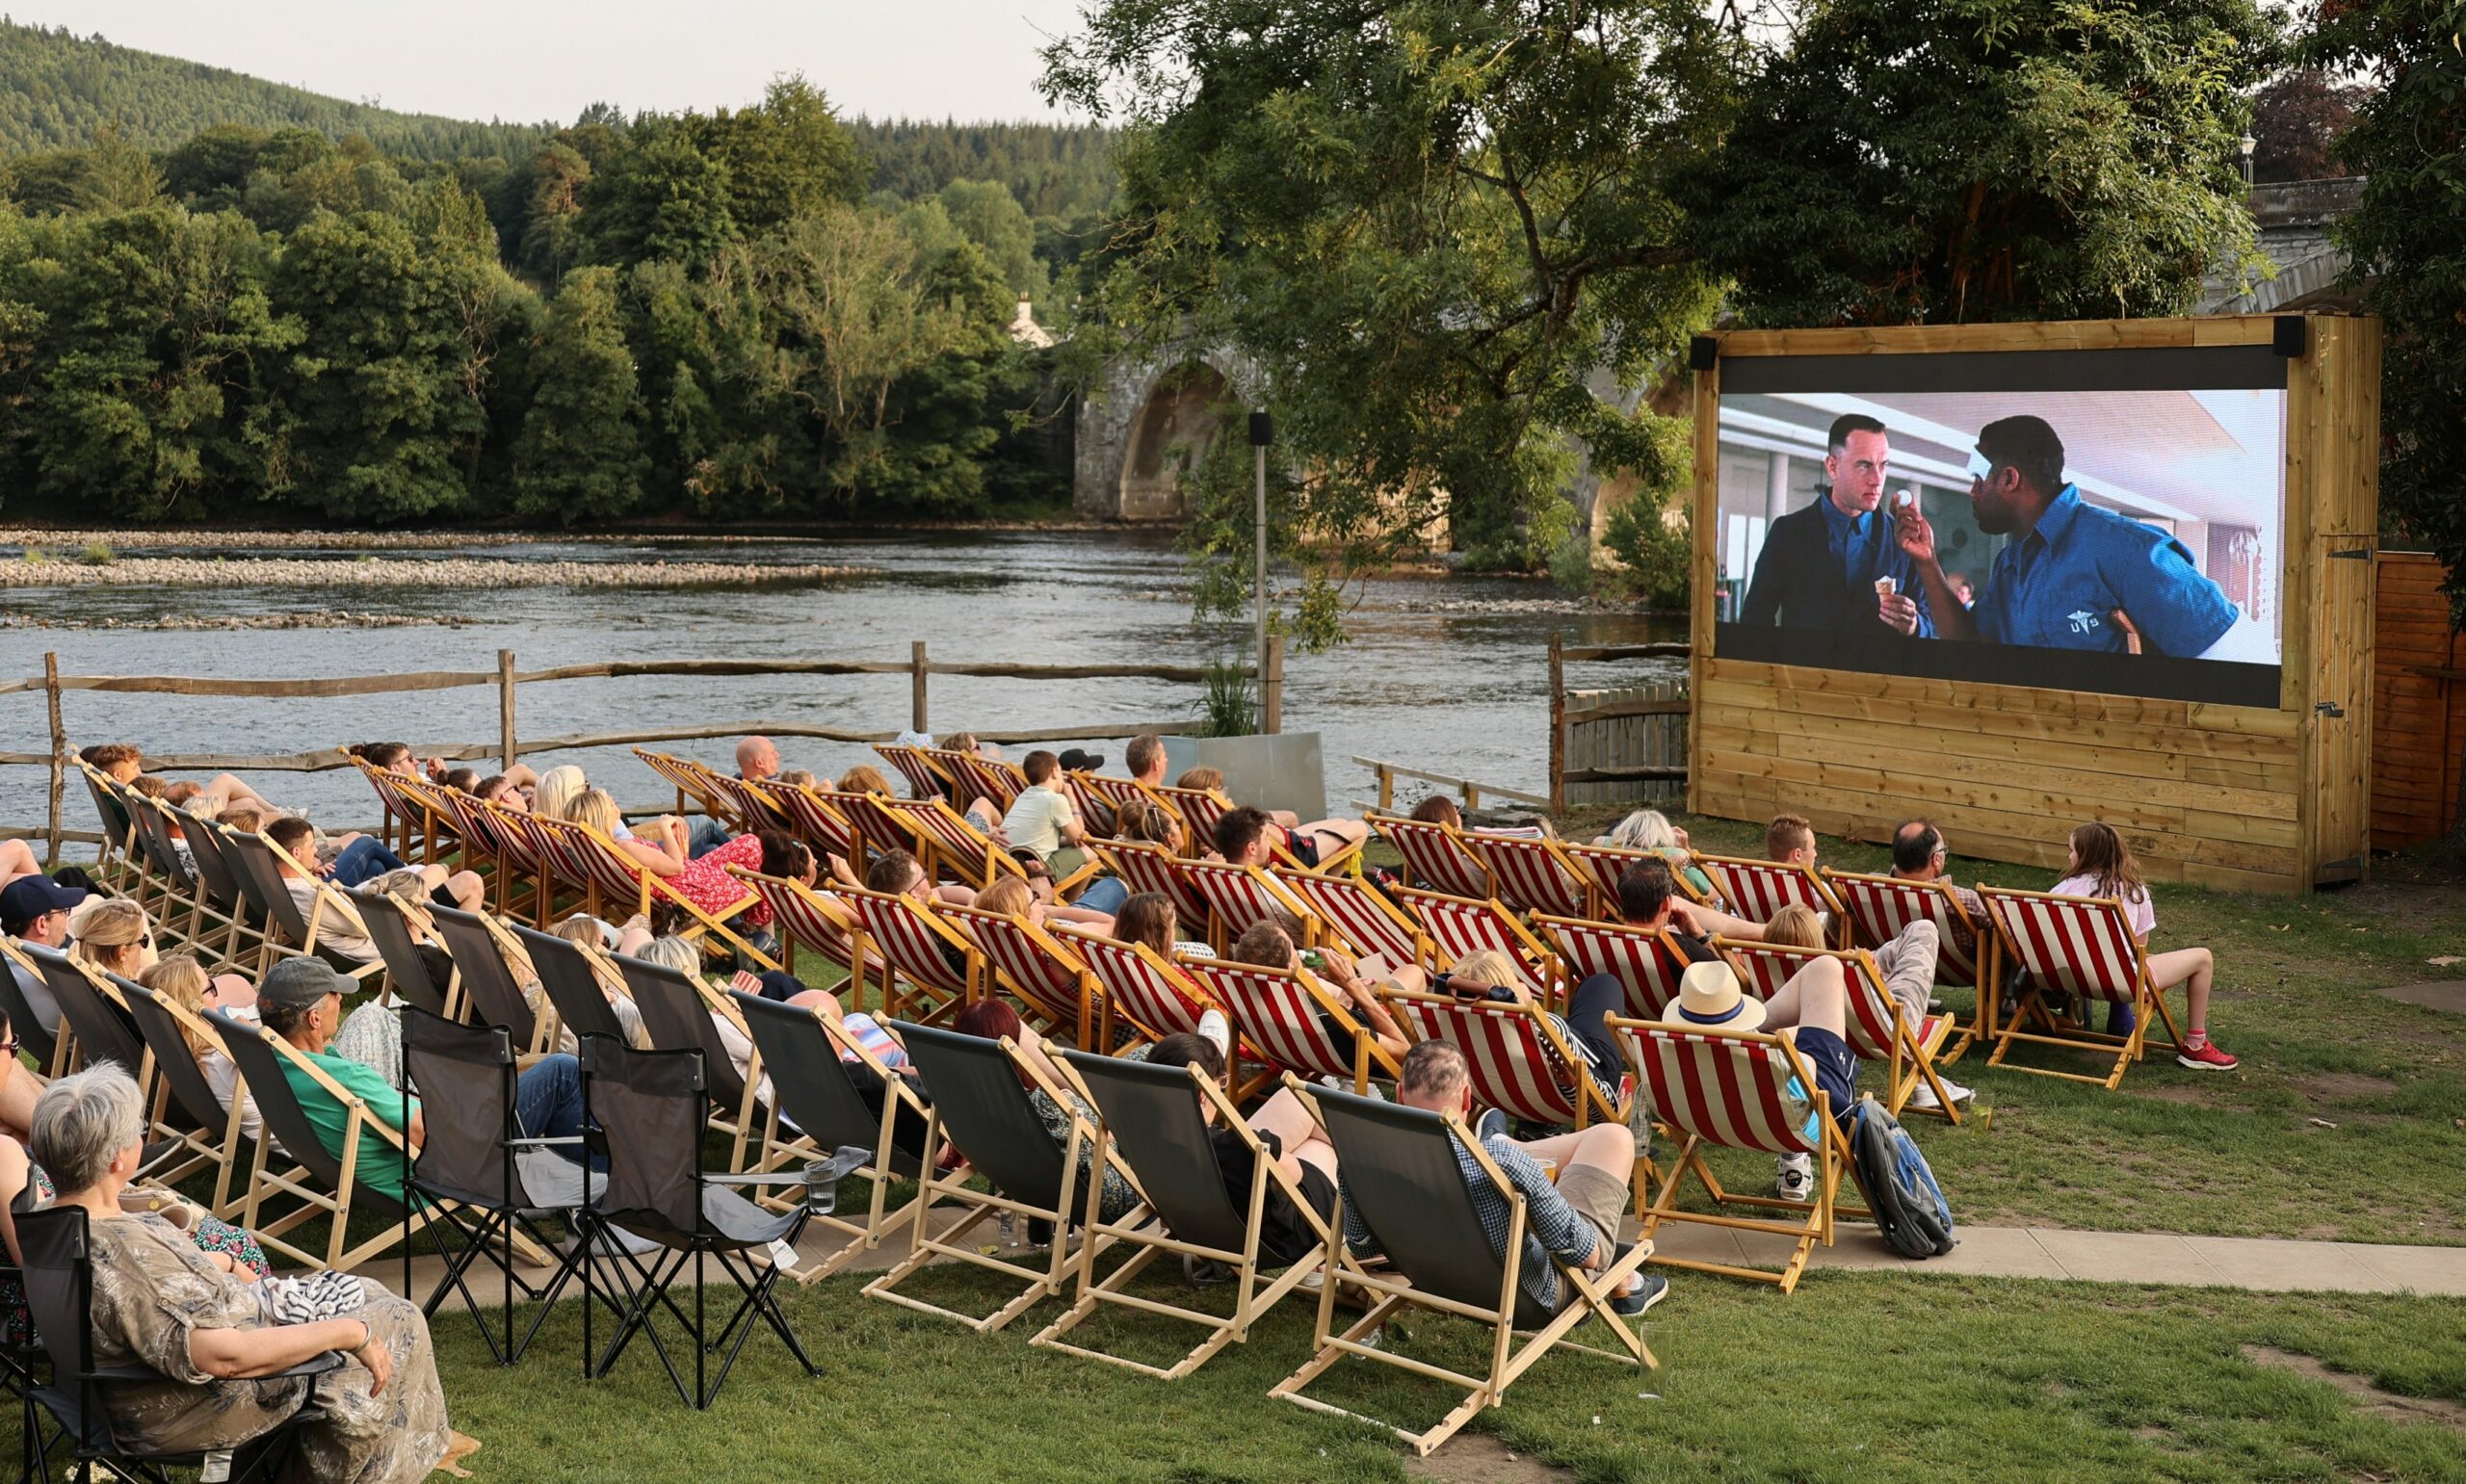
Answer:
[
  {"xmin": 7, "ymin": 640, "xmax": 1282, "ymax": 868},
  {"xmin": 1548, "ymin": 632, "xmax": 1692, "ymax": 813},
  {"xmin": 1351, "ymin": 756, "xmax": 1553, "ymax": 813}
]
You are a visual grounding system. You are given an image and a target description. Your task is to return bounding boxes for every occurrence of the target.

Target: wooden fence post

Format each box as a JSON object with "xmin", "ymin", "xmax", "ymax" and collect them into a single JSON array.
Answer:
[
  {"xmin": 911, "ymin": 641, "xmax": 930, "ymax": 734},
  {"xmin": 42, "ymin": 651, "xmax": 65, "ymax": 870},
  {"xmin": 1547, "ymin": 631, "xmax": 1564, "ymax": 817},
  {"xmin": 497, "ymin": 650, "xmax": 516, "ymax": 771},
  {"xmin": 1261, "ymin": 635, "xmax": 1284, "ymax": 736}
]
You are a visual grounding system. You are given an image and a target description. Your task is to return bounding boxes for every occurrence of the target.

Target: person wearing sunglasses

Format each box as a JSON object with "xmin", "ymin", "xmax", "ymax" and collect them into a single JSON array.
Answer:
[
  {"xmin": 67, "ymin": 898, "xmax": 159, "ymax": 984},
  {"xmin": 2, "ymin": 873, "xmax": 87, "ymax": 1039}
]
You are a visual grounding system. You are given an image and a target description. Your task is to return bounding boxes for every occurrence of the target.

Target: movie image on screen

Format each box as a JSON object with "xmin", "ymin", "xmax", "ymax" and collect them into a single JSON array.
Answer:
[{"xmin": 1713, "ymin": 350, "xmax": 2287, "ymax": 708}]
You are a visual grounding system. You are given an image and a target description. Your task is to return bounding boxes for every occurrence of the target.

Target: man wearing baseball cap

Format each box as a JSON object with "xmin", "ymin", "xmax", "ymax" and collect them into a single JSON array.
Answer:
[
  {"xmin": 1671, "ymin": 956, "xmax": 1860, "ymax": 1202},
  {"xmin": 256, "ymin": 958, "xmax": 427, "ymax": 1202},
  {"xmin": 2, "ymin": 874, "xmax": 89, "ymax": 1037}
]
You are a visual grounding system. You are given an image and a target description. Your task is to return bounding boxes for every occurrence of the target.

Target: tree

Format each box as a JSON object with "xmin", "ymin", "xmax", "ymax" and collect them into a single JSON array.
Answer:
[
  {"xmin": 515, "ymin": 142, "xmax": 590, "ymax": 285},
  {"xmin": 1040, "ymin": 0, "xmax": 1735, "ymax": 627},
  {"xmin": 512, "ymin": 265, "xmax": 647, "ymax": 521},
  {"xmin": 1687, "ymin": 0, "xmax": 2275, "ymax": 327},
  {"xmin": 934, "ymin": 178, "xmax": 1046, "ymax": 302},
  {"xmin": 75, "ymin": 121, "xmax": 164, "ymax": 211},
  {"xmin": 579, "ymin": 123, "xmax": 738, "ymax": 269},
  {"xmin": 2251, "ymin": 68, "xmax": 2372, "ymax": 182}
]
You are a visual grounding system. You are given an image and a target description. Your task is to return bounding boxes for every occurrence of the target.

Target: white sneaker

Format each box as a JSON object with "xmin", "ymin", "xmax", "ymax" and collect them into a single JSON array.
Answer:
[
  {"xmin": 1774, "ymin": 1153, "xmax": 1813, "ymax": 1203},
  {"xmin": 1907, "ymin": 1078, "xmax": 1973, "ymax": 1111}
]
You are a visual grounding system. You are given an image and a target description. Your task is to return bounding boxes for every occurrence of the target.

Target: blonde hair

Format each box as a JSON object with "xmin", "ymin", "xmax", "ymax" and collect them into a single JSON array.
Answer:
[
  {"xmin": 71, "ymin": 898, "xmax": 151, "ymax": 971},
  {"xmin": 566, "ymin": 787, "xmax": 623, "ymax": 836},
  {"xmin": 1448, "ymin": 949, "xmax": 1521, "ymax": 988},
  {"xmin": 534, "ymin": 765, "xmax": 587, "ymax": 821},
  {"xmin": 1603, "ymin": 809, "xmax": 1679, "ymax": 852},
  {"xmin": 836, "ymin": 765, "xmax": 891, "ymax": 796},
  {"xmin": 1176, "ymin": 766, "xmax": 1223, "ymax": 793},
  {"xmin": 1761, "ymin": 904, "xmax": 1825, "ymax": 950},
  {"xmin": 975, "ymin": 875, "xmax": 1033, "ymax": 918},
  {"xmin": 639, "ymin": 935, "xmax": 704, "ymax": 979},
  {"xmin": 776, "ymin": 768, "xmax": 818, "ymax": 789},
  {"xmin": 138, "ymin": 955, "xmax": 212, "ymax": 1054},
  {"xmin": 549, "ymin": 915, "xmax": 604, "ymax": 946},
  {"xmin": 124, "ymin": 775, "xmax": 168, "ymax": 799}
]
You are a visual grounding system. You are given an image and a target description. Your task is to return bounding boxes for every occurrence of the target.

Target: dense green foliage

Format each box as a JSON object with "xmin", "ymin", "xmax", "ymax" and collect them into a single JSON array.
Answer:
[
  {"xmin": 2302, "ymin": 1, "xmax": 2466, "ymax": 622},
  {"xmin": 848, "ymin": 117, "xmax": 1115, "ymax": 221},
  {"xmin": 0, "ymin": 20, "xmax": 551, "ymax": 160}
]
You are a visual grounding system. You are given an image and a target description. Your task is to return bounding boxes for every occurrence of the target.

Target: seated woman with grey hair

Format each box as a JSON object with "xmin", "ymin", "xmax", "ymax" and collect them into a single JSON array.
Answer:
[
  {"xmin": 1593, "ymin": 808, "xmax": 1717, "ymax": 902},
  {"xmin": 26, "ymin": 1065, "xmax": 476, "ymax": 1480}
]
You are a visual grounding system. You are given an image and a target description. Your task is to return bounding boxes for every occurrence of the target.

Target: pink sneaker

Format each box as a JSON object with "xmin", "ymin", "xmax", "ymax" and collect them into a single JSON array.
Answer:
[{"xmin": 2176, "ymin": 1039, "xmax": 2239, "ymax": 1072}]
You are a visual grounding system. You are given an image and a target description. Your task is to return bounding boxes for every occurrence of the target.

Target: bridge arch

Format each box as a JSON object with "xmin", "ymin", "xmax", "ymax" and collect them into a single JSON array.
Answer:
[{"xmin": 1075, "ymin": 350, "xmax": 1252, "ymax": 520}]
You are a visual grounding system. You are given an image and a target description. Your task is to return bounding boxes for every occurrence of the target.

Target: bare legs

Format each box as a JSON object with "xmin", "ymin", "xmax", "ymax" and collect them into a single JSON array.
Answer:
[
  {"xmin": 1246, "ymin": 1087, "xmax": 1339, "ymax": 1187},
  {"xmin": 2145, "ymin": 946, "xmax": 2215, "ymax": 1038},
  {"xmin": 1755, "ymin": 956, "xmax": 1850, "ymax": 1039}
]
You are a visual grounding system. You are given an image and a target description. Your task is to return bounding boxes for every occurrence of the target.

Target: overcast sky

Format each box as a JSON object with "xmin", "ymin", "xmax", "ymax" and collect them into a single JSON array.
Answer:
[{"xmin": 18, "ymin": 1, "xmax": 1095, "ymax": 123}]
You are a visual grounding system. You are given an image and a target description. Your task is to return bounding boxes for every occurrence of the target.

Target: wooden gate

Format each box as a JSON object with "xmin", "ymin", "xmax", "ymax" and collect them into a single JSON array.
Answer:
[{"xmin": 1548, "ymin": 637, "xmax": 1690, "ymax": 813}]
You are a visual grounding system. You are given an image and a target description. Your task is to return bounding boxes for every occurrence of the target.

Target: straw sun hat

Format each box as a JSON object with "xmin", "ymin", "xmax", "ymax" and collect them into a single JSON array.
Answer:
[{"xmin": 1673, "ymin": 960, "xmax": 1765, "ymax": 1032}]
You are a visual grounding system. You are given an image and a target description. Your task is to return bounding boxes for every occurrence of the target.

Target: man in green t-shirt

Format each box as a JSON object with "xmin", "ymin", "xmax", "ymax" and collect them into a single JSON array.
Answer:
[{"xmin": 257, "ymin": 958, "xmax": 421, "ymax": 1202}]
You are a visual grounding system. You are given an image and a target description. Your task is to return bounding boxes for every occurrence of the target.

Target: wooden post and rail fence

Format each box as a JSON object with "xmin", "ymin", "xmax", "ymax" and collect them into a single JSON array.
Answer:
[{"xmin": 0, "ymin": 638, "xmax": 1284, "ymax": 869}]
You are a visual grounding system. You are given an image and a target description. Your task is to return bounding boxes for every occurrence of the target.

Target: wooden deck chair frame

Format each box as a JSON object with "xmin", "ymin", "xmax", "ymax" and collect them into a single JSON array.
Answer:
[
  {"xmin": 207, "ymin": 1009, "xmax": 444, "ymax": 1272},
  {"xmin": 530, "ymin": 814, "xmax": 780, "ymax": 971},
  {"xmin": 1978, "ymin": 885, "xmax": 2184, "ymax": 1090},
  {"xmin": 1272, "ymin": 866, "xmax": 1430, "ymax": 969},
  {"xmin": 1823, "ymin": 867, "xmax": 1994, "ymax": 1058},
  {"xmin": 168, "ymin": 805, "xmax": 261, "ymax": 971},
  {"xmin": 227, "ymin": 830, "xmax": 381, "ymax": 984},
  {"xmin": 0, "ymin": 933, "xmax": 69, "ymax": 1078},
  {"xmin": 72, "ymin": 759, "xmax": 144, "ymax": 896},
  {"xmin": 632, "ymin": 747, "xmax": 726, "ymax": 824},
  {"xmin": 843, "ymin": 884, "xmax": 982, "ymax": 1025},
  {"xmin": 942, "ymin": 901, "xmax": 1098, "ymax": 1048},
  {"xmin": 706, "ymin": 770, "xmax": 792, "ymax": 839},
  {"xmin": 1466, "ymin": 831, "xmax": 1599, "ymax": 920},
  {"xmin": 1393, "ymin": 887, "xmax": 1561, "ymax": 1004},
  {"xmin": 1269, "ymin": 1077, "xmax": 1656, "ymax": 1456},
  {"xmin": 872, "ymin": 742, "xmax": 955, "ymax": 801},
  {"xmin": 1052, "ymin": 926, "xmax": 1233, "ymax": 1054},
  {"xmin": 1062, "ymin": 770, "xmax": 1148, "ymax": 836},
  {"xmin": 1563, "ymin": 841, "xmax": 1711, "ymax": 908},
  {"xmin": 871, "ymin": 794, "xmax": 1045, "ymax": 892},
  {"xmin": 1177, "ymin": 952, "xmax": 1401, "ymax": 1097},
  {"xmin": 815, "ymin": 787, "xmax": 922, "ymax": 866},
  {"xmin": 119, "ymin": 794, "xmax": 207, "ymax": 949},
  {"xmin": 1693, "ymin": 853, "xmax": 1848, "ymax": 941},
  {"xmin": 1367, "ymin": 811, "xmax": 1492, "ymax": 898},
  {"xmin": 1086, "ymin": 836, "xmax": 1213, "ymax": 930},
  {"xmin": 349, "ymin": 756, "xmax": 447, "ymax": 865},
  {"xmin": 118, "ymin": 979, "xmax": 251, "ymax": 1216},
  {"xmin": 862, "ymin": 1022, "xmax": 1142, "ymax": 1332},
  {"xmin": 770, "ymin": 782, "xmax": 861, "ymax": 867},
  {"xmin": 725, "ymin": 864, "xmax": 882, "ymax": 993},
  {"xmin": 951, "ymin": 751, "xmax": 1028, "ymax": 814},
  {"xmin": 1535, "ymin": 914, "xmax": 1699, "ymax": 1024},
  {"xmin": 1381, "ymin": 986, "xmax": 1627, "ymax": 1130},
  {"xmin": 1180, "ymin": 857, "xmax": 1322, "ymax": 950},
  {"xmin": 1715, "ymin": 938, "xmax": 1963, "ymax": 1125},
  {"xmin": 1031, "ymin": 1050, "xmax": 1336, "ymax": 1380},
  {"xmin": 1610, "ymin": 1015, "xmax": 1871, "ymax": 1293},
  {"xmin": 1150, "ymin": 784, "xmax": 1360, "ymax": 874},
  {"xmin": 449, "ymin": 796, "xmax": 548, "ymax": 923},
  {"xmin": 30, "ymin": 950, "xmax": 183, "ymax": 1154}
]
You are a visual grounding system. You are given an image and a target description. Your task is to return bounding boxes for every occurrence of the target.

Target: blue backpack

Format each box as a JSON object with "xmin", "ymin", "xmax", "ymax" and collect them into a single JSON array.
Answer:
[{"xmin": 1849, "ymin": 1095, "xmax": 1955, "ymax": 1259}]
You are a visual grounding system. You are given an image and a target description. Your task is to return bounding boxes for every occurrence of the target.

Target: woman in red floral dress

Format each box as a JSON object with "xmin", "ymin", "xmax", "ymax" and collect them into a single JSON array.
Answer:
[{"xmin": 566, "ymin": 787, "xmax": 766, "ymax": 923}]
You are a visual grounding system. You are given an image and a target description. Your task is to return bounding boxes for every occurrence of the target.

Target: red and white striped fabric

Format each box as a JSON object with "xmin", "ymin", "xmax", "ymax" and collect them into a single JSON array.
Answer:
[
  {"xmin": 956, "ymin": 754, "xmax": 1026, "ymax": 812},
  {"xmin": 1695, "ymin": 856, "xmax": 1831, "ymax": 925},
  {"xmin": 474, "ymin": 801, "xmax": 546, "ymax": 886},
  {"xmin": 354, "ymin": 762, "xmax": 433, "ymax": 842},
  {"xmin": 732, "ymin": 868, "xmax": 883, "ymax": 978},
  {"xmin": 1980, "ymin": 890, "xmax": 2142, "ymax": 1002},
  {"xmin": 1467, "ymin": 834, "xmax": 1592, "ymax": 918},
  {"xmin": 708, "ymin": 773, "xmax": 788, "ymax": 834},
  {"xmin": 1373, "ymin": 817, "xmax": 1492, "ymax": 898},
  {"xmin": 1062, "ymin": 772, "xmax": 1137, "ymax": 833},
  {"xmin": 1827, "ymin": 873, "xmax": 1981, "ymax": 987},
  {"xmin": 1397, "ymin": 890, "xmax": 1554, "ymax": 1000},
  {"xmin": 1099, "ymin": 839, "xmax": 1213, "ymax": 927},
  {"xmin": 826, "ymin": 791, "xmax": 926, "ymax": 860},
  {"xmin": 1273, "ymin": 870, "xmax": 1425, "ymax": 966},
  {"xmin": 1182, "ymin": 960, "xmax": 1359, "ymax": 1083},
  {"xmin": 873, "ymin": 744, "xmax": 952, "ymax": 801},
  {"xmin": 851, "ymin": 890, "xmax": 975, "ymax": 1003},
  {"xmin": 879, "ymin": 796, "xmax": 1009, "ymax": 884},
  {"xmin": 532, "ymin": 817, "xmax": 636, "ymax": 913},
  {"xmin": 1184, "ymin": 861, "xmax": 1313, "ymax": 941},
  {"xmin": 1067, "ymin": 932, "xmax": 1214, "ymax": 1042},
  {"xmin": 1561, "ymin": 842, "xmax": 1660, "ymax": 912},
  {"xmin": 774, "ymin": 786, "xmax": 859, "ymax": 862},
  {"xmin": 633, "ymin": 749, "xmax": 728, "ymax": 824},
  {"xmin": 1390, "ymin": 997, "xmax": 1584, "ymax": 1126},
  {"xmin": 1617, "ymin": 1023, "xmax": 1821, "ymax": 1156},
  {"xmin": 1539, "ymin": 917, "xmax": 1692, "ymax": 1021},
  {"xmin": 947, "ymin": 906, "xmax": 1087, "ymax": 1032},
  {"xmin": 1151, "ymin": 786, "xmax": 1233, "ymax": 846}
]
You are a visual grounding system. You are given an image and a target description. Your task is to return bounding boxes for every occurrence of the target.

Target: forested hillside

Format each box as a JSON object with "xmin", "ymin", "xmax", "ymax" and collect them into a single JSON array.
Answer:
[
  {"xmin": 849, "ymin": 117, "xmax": 1115, "ymax": 221},
  {"xmin": 0, "ymin": 20, "xmax": 552, "ymax": 159}
]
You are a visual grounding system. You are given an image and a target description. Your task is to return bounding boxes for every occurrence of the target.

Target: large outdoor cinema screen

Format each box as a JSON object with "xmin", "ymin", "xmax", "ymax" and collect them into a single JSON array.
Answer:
[{"xmin": 1712, "ymin": 345, "xmax": 2288, "ymax": 709}]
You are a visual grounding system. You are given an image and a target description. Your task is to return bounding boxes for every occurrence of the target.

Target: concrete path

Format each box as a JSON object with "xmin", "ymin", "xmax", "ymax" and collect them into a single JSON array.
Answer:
[{"xmin": 352, "ymin": 1206, "xmax": 2466, "ymax": 1307}]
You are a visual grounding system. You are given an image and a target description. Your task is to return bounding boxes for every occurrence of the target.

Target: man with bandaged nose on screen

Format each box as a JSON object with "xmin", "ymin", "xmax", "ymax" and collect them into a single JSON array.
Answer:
[{"xmin": 1894, "ymin": 414, "xmax": 2253, "ymax": 660}]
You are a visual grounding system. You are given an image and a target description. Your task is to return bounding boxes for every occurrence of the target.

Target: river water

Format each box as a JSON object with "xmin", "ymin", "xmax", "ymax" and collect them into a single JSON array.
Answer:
[{"xmin": 1, "ymin": 530, "xmax": 1682, "ymax": 831}]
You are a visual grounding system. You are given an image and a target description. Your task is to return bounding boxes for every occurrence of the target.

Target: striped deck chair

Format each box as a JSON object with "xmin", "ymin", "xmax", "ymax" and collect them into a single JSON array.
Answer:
[
  {"xmin": 1563, "ymin": 842, "xmax": 1708, "ymax": 911},
  {"xmin": 1272, "ymin": 868, "xmax": 1429, "ymax": 969},
  {"xmin": 1823, "ymin": 868, "xmax": 1992, "ymax": 1055},
  {"xmin": 1054, "ymin": 928, "xmax": 1230, "ymax": 1054},
  {"xmin": 1535, "ymin": 915, "xmax": 1698, "ymax": 1023},
  {"xmin": 819, "ymin": 789, "xmax": 923, "ymax": 861},
  {"xmin": 1611, "ymin": 1016, "xmax": 1872, "ymax": 1293},
  {"xmin": 1393, "ymin": 888, "xmax": 1560, "ymax": 1003},
  {"xmin": 726, "ymin": 865, "xmax": 884, "ymax": 990},
  {"xmin": 1383, "ymin": 988, "xmax": 1627, "ymax": 1130},
  {"xmin": 1978, "ymin": 886, "xmax": 2184, "ymax": 1090},
  {"xmin": 1152, "ymin": 783, "xmax": 1353, "ymax": 873},
  {"xmin": 1178, "ymin": 954, "xmax": 1401, "ymax": 1096},
  {"xmin": 873, "ymin": 742, "xmax": 953, "ymax": 801},
  {"xmin": 529, "ymin": 815, "xmax": 779, "ymax": 970},
  {"xmin": 471, "ymin": 800, "xmax": 555, "ymax": 923},
  {"xmin": 943, "ymin": 902, "xmax": 1097, "ymax": 1048},
  {"xmin": 633, "ymin": 747, "xmax": 725, "ymax": 821},
  {"xmin": 873, "ymin": 795, "xmax": 1036, "ymax": 891},
  {"xmin": 1063, "ymin": 771, "xmax": 1151, "ymax": 836},
  {"xmin": 1694, "ymin": 853, "xmax": 1845, "ymax": 937},
  {"xmin": 1369, "ymin": 813, "xmax": 1491, "ymax": 898},
  {"xmin": 1466, "ymin": 831, "xmax": 1597, "ymax": 920},
  {"xmin": 1089, "ymin": 838, "xmax": 1212, "ymax": 930},
  {"xmin": 1718, "ymin": 940, "xmax": 1963, "ymax": 1124},
  {"xmin": 1181, "ymin": 859, "xmax": 1320, "ymax": 948},
  {"xmin": 953, "ymin": 752, "xmax": 1028, "ymax": 813},
  {"xmin": 844, "ymin": 885, "xmax": 980, "ymax": 1025},
  {"xmin": 351, "ymin": 757, "xmax": 451, "ymax": 864},
  {"xmin": 772, "ymin": 783, "xmax": 860, "ymax": 866}
]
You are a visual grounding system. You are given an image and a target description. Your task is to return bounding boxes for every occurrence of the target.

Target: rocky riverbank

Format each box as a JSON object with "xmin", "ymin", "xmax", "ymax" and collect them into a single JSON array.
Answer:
[{"xmin": 0, "ymin": 553, "xmax": 868, "ymax": 589}]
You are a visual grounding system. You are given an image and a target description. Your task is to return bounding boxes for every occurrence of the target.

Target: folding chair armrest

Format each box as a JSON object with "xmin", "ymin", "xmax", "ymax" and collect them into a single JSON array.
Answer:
[
  {"xmin": 712, "ymin": 1171, "xmax": 818, "ymax": 1187},
  {"xmin": 505, "ymin": 1135, "xmax": 586, "ymax": 1149},
  {"xmin": 281, "ymin": 1353, "xmax": 351, "ymax": 1380}
]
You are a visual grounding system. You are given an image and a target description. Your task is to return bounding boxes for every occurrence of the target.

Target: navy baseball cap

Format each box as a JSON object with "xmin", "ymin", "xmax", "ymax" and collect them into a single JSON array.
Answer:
[{"xmin": 0, "ymin": 875, "xmax": 87, "ymax": 931}]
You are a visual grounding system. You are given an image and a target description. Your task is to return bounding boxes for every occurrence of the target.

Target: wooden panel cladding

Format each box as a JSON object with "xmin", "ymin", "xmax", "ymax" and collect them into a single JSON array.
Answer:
[
  {"xmin": 2373, "ymin": 552, "xmax": 2461, "ymax": 850},
  {"xmin": 1695, "ymin": 657, "xmax": 2302, "ymax": 894},
  {"xmin": 1689, "ymin": 313, "xmax": 2382, "ymax": 896}
]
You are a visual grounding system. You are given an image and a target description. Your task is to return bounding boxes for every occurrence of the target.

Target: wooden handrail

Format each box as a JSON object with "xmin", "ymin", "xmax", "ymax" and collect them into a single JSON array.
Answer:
[{"xmin": 1350, "ymin": 755, "xmax": 1552, "ymax": 812}]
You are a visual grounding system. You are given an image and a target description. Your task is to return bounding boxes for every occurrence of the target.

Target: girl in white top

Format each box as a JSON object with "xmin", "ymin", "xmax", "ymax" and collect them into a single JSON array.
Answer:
[{"xmin": 2049, "ymin": 822, "xmax": 2238, "ymax": 1070}]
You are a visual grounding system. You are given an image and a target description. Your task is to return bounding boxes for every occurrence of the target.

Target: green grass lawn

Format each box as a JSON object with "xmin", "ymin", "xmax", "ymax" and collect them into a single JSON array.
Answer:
[{"xmin": 419, "ymin": 1263, "xmax": 2466, "ymax": 1482}]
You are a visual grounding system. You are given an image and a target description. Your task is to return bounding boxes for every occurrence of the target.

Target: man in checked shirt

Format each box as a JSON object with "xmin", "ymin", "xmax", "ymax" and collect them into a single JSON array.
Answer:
[{"xmin": 1342, "ymin": 1041, "xmax": 1666, "ymax": 1317}]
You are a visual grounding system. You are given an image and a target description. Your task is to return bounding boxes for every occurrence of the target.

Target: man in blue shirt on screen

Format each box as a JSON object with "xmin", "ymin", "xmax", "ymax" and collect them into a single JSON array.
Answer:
[
  {"xmin": 1738, "ymin": 413, "xmax": 1934, "ymax": 638},
  {"xmin": 1894, "ymin": 414, "xmax": 2243, "ymax": 658}
]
